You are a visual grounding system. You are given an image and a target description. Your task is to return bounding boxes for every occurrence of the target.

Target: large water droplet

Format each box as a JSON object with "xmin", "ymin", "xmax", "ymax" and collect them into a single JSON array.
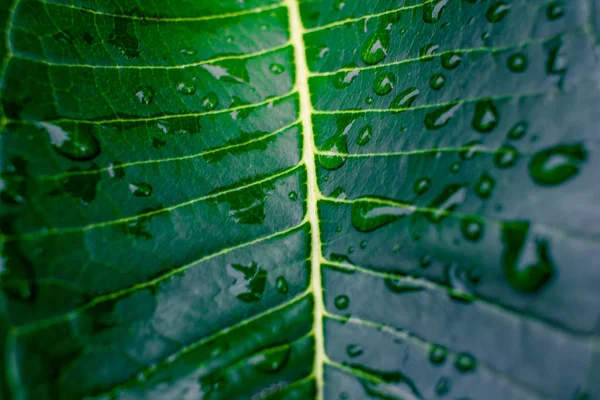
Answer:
[
  {"xmin": 419, "ymin": 43, "xmax": 440, "ymax": 60},
  {"xmin": 502, "ymin": 222, "xmax": 555, "ymax": 292},
  {"xmin": 385, "ymin": 276, "xmax": 425, "ymax": 294},
  {"xmin": 373, "ymin": 72, "xmax": 395, "ymax": 95},
  {"xmin": 226, "ymin": 262, "xmax": 268, "ymax": 302},
  {"xmin": 361, "ymin": 31, "xmax": 390, "ymax": 65},
  {"xmin": 441, "ymin": 52, "xmax": 463, "ymax": 70},
  {"xmin": 391, "ymin": 87, "xmax": 419, "ymax": 110},
  {"xmin": 318, "ymin": 132, "xmax": 348, "ymax": 170},
  {"xmin": 333, "ymin": 65, "xmax": 359, "ymax": 89},
  {"xmin": 351, "ymin": 197, "xmax": 415, "ymax": 232},
  {"xmin": 40, "ymin": 123, "xmax": 101, "ymax": 161},
  {"xmin": 486, "ymin": 2, "xmax": 511, "ymax": 23},
  {"xmin": 135, "ymin": 86, "xmax": 155, "ymax": 104},
  {"xmin": 427, "ymin": 185, "xmax": 467, "ymax": 223},
  {"xmin": 459, "ymin": 140, "xmax": 483, "ymax": 161},
  {"xmin": 176, "ymin": 81, "xmax": 196, "ymax": 95},
  {"xmin": 529, "ymin": 144, "xmax": 586, "ymax": 186},
  {"xmin": 423, "ymin": 0, "xmax": 450, "ymax": 23},
  {"xmin": 201, "ymin": 92, "xmax": 218, "ymax": 110},
  {"xmin": 424, "ymin": 103, "xmax": 461, "ymax": 130},
  {"xmin": 472, "ymin": 100, "xmax": 499, "ymax": 133}
]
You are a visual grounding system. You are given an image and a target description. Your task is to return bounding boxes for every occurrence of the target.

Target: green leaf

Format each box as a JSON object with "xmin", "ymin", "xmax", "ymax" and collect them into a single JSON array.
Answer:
[{"xmin": 1, "ymin": 0, "xmax": 599, "ymax": 399}]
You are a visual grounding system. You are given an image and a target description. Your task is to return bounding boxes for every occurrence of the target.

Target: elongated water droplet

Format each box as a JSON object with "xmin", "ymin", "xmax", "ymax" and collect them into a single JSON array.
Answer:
[
  {"xmin": 333, "ymin": 65, "xmax": 359, "ymax": 89},
  {"xmin": 346, "ymin": 344, "xmax": 363, "ymax": 358},
  {"xmin": 374, "ymin": 72, "xmax": 395, "ymax": 95},
  {"xmin": 529, "ymin": 144, "xmax": 586, "ymax": 186},
  {"xmin": 391, "ymin": 87, "xmax": 419, "ymax": 109},
  {"xmin": 414, "ymin": 178, "xmax": 430, "ymax": 195},
  {"xmin": 427, "ymin": 185, "xmax": 467, "ymax": 223},
  {"xmin": 423, "ymin": 0, "xmax": 450, "ymax": 23},
  {"xmin": 275, "ymin": 276, "xmax": 289, "ymax": 294},
  {"xmin": 352, "ymin": 197, "xmax": 415, "ymax": 232},
  {"xmin": 502, "ymin": 222, "xmax": 555, "ymax": 292},
  {"xmin": 135, "ymin": 85, "xmax": 155, "ymax": 104},
  {"xmin": 441, "ymin": 52, "xmax": 463, "ymax": 69},
  {"xmin": 429, "ymin": 73, "xmax": 446, "ymax": 90},
  {"xmin": 129, "ymin": 182, "xmax": 153, "ymax": 197},
  {"xmin": 361, "ymin": 31, "xmax": 390, "ymax": 65},
  {"xmin": 419, "ymin": 43, "xmax": 439, "ymax": 60},
  {"xmin": 40, "ymin": 123, "xmax": 101, "ymax": 161},
  {"xmin": 475, "ymin": 173, "xmax": 495, "ymax": 199},
  {"xmin": 472, "ymin": 100, "xmax": 499, "ymax": 133},
  {"xmin": 494, "ymin": 145, "xmax": 519, "ymax": 168},
  {"xmin": 176, "ymin": 81, "xmax": 196, "ymax": 95},
  {"xmin": 356, "ymin": 126, "xmax": 372, "ymax": 146},
  {"xmin": 547, "ymin": 2, "xmax": 565, "ymax": 20},
  {"xmin": 385, "ymin": 276, "xmax": 425, "ymax": 294},
  {"xmin": 424, "ymin": 103, "xmax": 461, "ymax": 130},
  {"xmin": 486, "ymin": 2, "xmax": 511, "ymax": 23},
  {"xmin": 508, "ymin": 121, "xmax": 528, "ymax": 140}
]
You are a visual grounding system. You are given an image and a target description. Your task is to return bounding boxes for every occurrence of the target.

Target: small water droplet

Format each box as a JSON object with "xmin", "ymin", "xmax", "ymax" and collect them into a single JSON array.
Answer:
[
  {"xmin": 129, "ymin": 182, "xmax": 153, "ymax": 197},
  {"xmin": 365, "ymin": 96, "xmax": 374, "ymax": 104},
  {"xmin": 414, "ymin": 178, "xmax": 430, "ymax": 195},
  {"xmin": 423, "ymin": 0, "xmax": 450, "ymax": 23},
  {"xmin": 275, "ymin": 276, "xmax": 289, "ymax": 294},
  {"xmin": 460, "ymin": 216, "xmax": 485, "ymax": 242},
  {"xmin": 356, "ymin": 126, "xmax": 372, "ymax": 146},
  {"xmin": 547, "ymin": 2, "xmax": 565, "ymax": 20},
  {"xmin": 529, "ymin": 143, "xmax": 586, "ymax": 186},
  {"xmin": 180, "ymin": 48, "xmax": 196, "ymax": 55},
  {"xmin": 455, "ymin": 353, "xmax": 476, "ymax": 372},
  {"xmin": 486, "ymin": 2, "xmax": 511, "ymax": 23},
  {"xmin": 435, "ymin": 377, "xmax": 452, "ymax": 395},
  {"xmin": 201, "ymin": 92, "xmax": 218, "ymax": 110},
  {"xmin": 419, "ymin": 43, "xmax": 440, "ymax": 60},
  {"xmin": 373, "ymin": 72, "xmax": 395, "ymax": 95},
  {"xmin": 334, "ymin": 294, "xmax": 350, "ymax": 310},
  {"xmin": 333, "ymin": 66, "xmax": 359, "ymax": 89},
  {"xmin": 360, "ymin": 240, "xmax": 367, "ymax": 249},
  {"xmin": 346, "ymin": 344, "xmax": 363, "ymax": 357},
  {"xmin": 176, "ymin": 81, "xmax": 196, "ymax": 95},
  {"xmin": 494, "ymin": 145, "xmax": 519, "ymax": 168},
  {"xmin": 361, "ymin": 31, "xmax": 390, "ymax": 65},
  {"xmin": 472, "ymin": 99, "xmax": 499, "ymax": 133},
  {"xmin": 507, "ymin": 53, "xmax": 527, "ymax": 72},
  {"xmin": 508, "ymin": 121, "xmax": 528, "ymax": 140},
  {"xmin": 135, "ymin": 85, "xmax": 155, "ymax": 104},
  {"xmin": 429, "ymin": 73, "xmax": 446, "ymax": 90},
  {"xmin": 333, "ymin": 0, "xmax": 346, "ymax": 11},
  {"xmin": 391, "ymin": 87, "xmax": 419, "ymax": 109},
  {"xmin": 441, "ymin": 52, "xmax": 463, "ymax": 69},
  {"xmin": 429, "ymin": 344, "xmax": 447, "ymax": 365},
  {"xmin": 475, "ymin": 173, "xmax": 495, "ymax": 199},
  {"xmin": 427, "ymin": 184, "xmax": 467, "ymax": 223},
  {"xmin": 269, "ymin": 63, "xmax": 284, "ymax": 75},
  {"xmin": 288, "ymin": 191, "xmax": 298, "ymax": 201},
  {"xmin": 351, "ymin": 197, "xmax": 415, "ymax": 232},
  {"xmin": 107, "ymin": 161, "xmax": 125, "ymax": 180},
  {"xmin": 424, "ymin": 103, "xmax": 461, "ymax": 130},
  {"xmin": 450, "ymin": 161, "xmax": 461, "ymax": 173}
]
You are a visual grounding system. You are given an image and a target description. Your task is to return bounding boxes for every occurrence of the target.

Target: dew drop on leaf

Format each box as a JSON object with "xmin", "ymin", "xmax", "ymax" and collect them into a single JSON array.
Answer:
[
  {"xmin": 472, "ymin": 99, "xmax": 499, "ymax": 133},
  {"xmin": 373, "ymin": 72, "xmax": 396, "ymax": 95},
  {"xmin": 429, "ymin": 73, "xmax": 446, "ymax": 90},
  {"xmin": 288, "ymin": 191, "xmax": 298, "ymax": 201},
  {"xmin": 508, "ymin": 121, "xmax": 528, "ymax": 140},
  {"xmin": 385, "ymin": 276, "xmax": 425, "ymax": 294},
  {"xmin": 419, "ymin": 43, "xmax": 439, "ymax": 60},
  {"xmin": 351, "ymin": 197, "xmax": 415, "ymax": 232},
  {"xmin": 507, "ymin": 53, "xmax": 527, "ymax": 73},
  {"xmin": 333, "ymin": 0, "xmax": 346, "ymax": 11},
  {"xmin": 318, "ymin": 132, "xmax": 348, "ymax": 170},
  {"xmin": 455, "ymin": 353, "xmax": 477, "ymax": 372},
  {"xmin": 176, "ymin": 81, "xmax": 196, "ymax": 95},
  {"xmin": 547, "ymin": 2, "xmax": 565, "ymax": 20},
  {"xmin": 435, "ymin": 377, "xmax": 452, "ymax": 395},
  {"xmin": 135, "ymin": 85, "xmax": 155, "ymax": 104},
  {"xmin": 529, "ymin": 144, "xmax": 586, "ymax": 186},
  {"xmin": 40, "ymin": 123, "xmax": 101, "ymax": 162},
  {"xmin": 423, "ymin": 0, "xmax": 449, "ymax": 23},
  {"xmin": 275, "ymin": 276, "xmax": 289, "ymax": 294},
  {"xmin": 356, "ymin": 126, "xmax": 372, "ymax": 146},
  {"xmin": 424, "ymin": 103, "xmax": 461, "ymax": 130},
  {"xmin": 429, "ymin": 344, "xmax": 447, "ymax": 365},
  {"xmin": 460, "ymin": 216, "xmax": 485, "ymax": 242},
  {"xmin": 486, "ymin": 2, "xmax": 511, "ymax": 23},
  {"xmin": 441, "ymin": 52, "xmax": 463, "ymax": 69},
  {"xmin": 129, "ymin": 182, "xmax": 153, "ymax": 197},
  {"xmin": 269, "ymin": 63, "xmax": 285, "ymax": 75},
  {"xmin": 361, "ymin": 31, "xmax": 390, "ymax": 65},
  {"xmin": 333, "ymin": 66, "xmax": 359, "ymax": 89},
  {"xmin": 226, "ymin": 262, "xmax": 268, "ymax": 303},
  {"xmin": 494, "ymin": 145, "xmax": 519, "ymax": 168},
  {"xmin": 414, "ymin": 177, "xmax": 430, "ymax": 195},
  {"xmin": 427, "ymin": 184, "xmax": 467, "ymax": 223},
  {"xmin": 346, "ymin": 344, "xmax": 363, "ymax": 358},
  {"xmin": 201, "ymin": 92, "xmax": 219, "ymax": 110},
  {"xmin": 334, "ymin": 294, "xmax": 350, "ymax": 310},
  {"xmin": 391, "ymin": 87, "xmax": 419, "ymax": 110},
  {"xmin": 360, "ymin": 240, "xmax": 367, "ymax": 249},
  {"xmin": 474, "ymin": 173, "xmax": 495, "ymax": 199},
  {"xmin": 459, "ymin": 140, "xmax": 483, "ymax": 161},
  {"xmin": 450, "ymin": 162, "xmax": 461, "ymax": 173}
]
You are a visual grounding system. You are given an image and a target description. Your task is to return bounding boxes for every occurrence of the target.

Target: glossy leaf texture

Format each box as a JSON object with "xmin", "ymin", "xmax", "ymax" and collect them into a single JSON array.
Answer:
[{"xmin": 0, "ymin": 0, "xmax": 599, "ymax": 399}]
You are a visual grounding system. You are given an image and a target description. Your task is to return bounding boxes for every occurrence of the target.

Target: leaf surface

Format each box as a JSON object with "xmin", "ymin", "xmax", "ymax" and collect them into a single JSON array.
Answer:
[{"xmin": 0, "ymin": 0, "xmax": 599, "ymax": 399}]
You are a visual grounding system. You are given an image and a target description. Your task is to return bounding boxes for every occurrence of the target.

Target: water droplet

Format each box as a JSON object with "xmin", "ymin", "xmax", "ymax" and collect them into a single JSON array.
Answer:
[
  {"xmin": 180, "ymin": 48, "xmax": 196, "ymax": 55},
  {"xmin": 269, "ymin": 63, "xmax": 285, "ymax": 75},
  {"xmin": 365, "ymin": 96, "xmax": 374, "ymax": 104},
  {"xmin": 129, "ymin": 182, "xmax": 153, "ymax": 197},
  {"xmin": 391, "ymin": 87, "xmax": 419, "ymax": 109},
  {"xmin": 472, "ymin": 100, "xmax": 499, "ymax": 133},
  {"xmin": 334, "ymin": 294, "xmax": 350, "ymax": 310},
  {"xmin": 275, "ymin": 276, "xmax": 289, "ymax": 294},
  {"xmin": 414, "ymin": 178, "xmax": 430, "ymax": 195},
  {"xmin": 346, "ymin": 344, "xmax": 363, "ymax": 358},
  {"xmin": 486, "ymin": 2, "xmax": 511, "ymax": 23},
  {"xmin": 356, "ymin": 126, "xmax": 372, "ymax": 146},
  {"xmin": 450, "ymin": 162, "xmax": 461, "ymax": 173},
  {"xmin": 507, "ymin": 53, "xmax": 527, "ymax": 72},
  {"xmin": 336, "ymin": 225, "xmax": 343, "ymax": 233},
  {"xmin": 40, "ymin": 123, "xmax": 101, "ymax": 161},
  {"xmin": 135, "ymin": 85, "xmax": 155, "ymax": 104},
  {"xmin": 226, "ymin": 262, "xmax": 268, "ymax": 302},
  {"xmin": 288, "ymin": 191, "xmax": 299, "ymax": 201},
  {"xmin": 318, "ymin": 132, "xmax": 348, "ymax": 170},
  {"xmin": 333, "ymin": 0, "xmax": 346, "ymax": 11},
  {"xmin": 475, "ymin": 173, "xmax": 495, "ymax": 198},
  {"xmin": 429, "ymin": 73, "xmax": 446, "ymax": 90},
  {"xmin": 176, "ymin": 81, "xmax": 196, "ymax": 95},
  {"xmin": 429, "ymin": 344, "xmax": 447, "ymax": 364},
  {"xmin": 201, "ymin": 92, "xmax": 218, "ymax": 110},
  {"xmin": 373, "ymin": 72, "xmax": 395, "ymax": 95},
  {"xmin": 419, "ymin": 43, "xmax": 440, "ymax": 60},
  {"xmin": 360, "ymin": 240, "xmax": 367, "ymax": 249},
  {"xmin": 385, "ymin": 276, "xmax": 425, "ymax": 294},
  {"xmin": 494, "ymin": 145, "xmax": 519, "ymax": 168},
  {"xmin": 460, "ymin": 216, "xmax": 485, "ymax": 242},
  {"xmin": 455, "ymin": 353, "xmax": 476, "ymax": 372},
  {"xmin": 333, "ymin": 66, "xmax": 359, "ymax": 89},
  {"xmin": 435, "ymin": 377, "xmax": 452, "ymax": 395},
  {"xmin": 508, "ymin": 121, "xmax": 528, "ymax": 140},
  {"xmin": 459, "ymin": 140, "xmax": 483, "ymax": 161},
  {"xmin": 441, "ymin": 52, "xmax": 463, "ymax": 69},
  {"xmin": 427, "ymin": 184, "xmax": 467, "ymax": 223},
  {"xmin": 423, "ymin": 0, "xmax": 450, "ymax": 23},
  {"xmin": 547, "ymin": 2, "xmax": 565, "ymax": 20},
  {"xmin": 361, "ymin": 31, "xmax": 390, "ymax": 65},
  {"xmin": 424, "ymin": 103, "xmax": 461, "ymax": 130},
  {"xmin": 351, "ymin": 197, "xmax": 415, "ymax": 232},
  {"xmin": 529, "ymin": 144, "xmax": 586, "ymax": 186},
  {"xmin": 249, "ymin": 344, "xmax": 291, "ymax": 373}
]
